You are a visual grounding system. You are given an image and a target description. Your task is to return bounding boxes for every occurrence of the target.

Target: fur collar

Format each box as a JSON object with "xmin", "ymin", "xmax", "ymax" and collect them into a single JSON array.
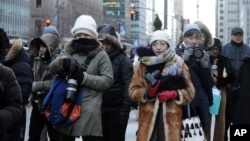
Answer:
[
  {"xmin": 98, "ymin": 33, "xmax": 122, "ymax": 50},
  {"xmin": 5, "ymin": 38, "xmax": 23, "ymax": 61}
]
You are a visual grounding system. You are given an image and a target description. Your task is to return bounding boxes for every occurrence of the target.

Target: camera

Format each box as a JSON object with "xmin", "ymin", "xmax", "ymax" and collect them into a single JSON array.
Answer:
[
  {"xmin": 65, "ymin": 63, "xmax": 88, "ymax": 101},
  {"xmin": 145, "ymin": 70, "xmax": 161, "ymax": 86},
  {"xmin": 34, "ymin": 90, "xmax": 47, "ymax": 114},
  {"xmin": 193, "ymin": 47, "xmax": 204, "ymax": 59}
]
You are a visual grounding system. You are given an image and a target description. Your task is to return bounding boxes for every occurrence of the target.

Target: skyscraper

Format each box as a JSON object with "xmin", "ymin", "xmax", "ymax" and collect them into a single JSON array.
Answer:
[{"xmin": 216, "ymin": 0, "xmax": 250, "ymax": 45}]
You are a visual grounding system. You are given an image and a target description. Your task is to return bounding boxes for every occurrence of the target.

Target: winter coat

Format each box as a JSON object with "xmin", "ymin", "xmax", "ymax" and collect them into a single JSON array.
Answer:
[
  {"xmin": 176, "ymin": 44, "xmax": 214, "ymax": 126},
  {"xmin": 100, "ymin": 33, "xmax": 133, "ymax": 112},
  {"xmin": 4, "ymin": 39, "xmax": 33, "ymax": 105},
  {"xmin": 209, "ymin": 55, "xmax": 235, "ymax": 88},
  {"xmin": 0, "ymin": 65, "xmax": 22, "ymax": 134},
  {"xmin": 29, "ymin": 34, "xmax": 59, "ymax": 90},
  {"xmin": 129, "ymin": 47, "xmax": 195, "ymax": 141},
  {"xmin": 234, "ymin": 56, "xmax": 250, "ymax": 124},
  {"xmin": 47, "ymin": 39, "xmax": 114, "ymax": 136},
  {"xmin": 221, "ymin": 42, "xmax": 250, "ymax": 75}
]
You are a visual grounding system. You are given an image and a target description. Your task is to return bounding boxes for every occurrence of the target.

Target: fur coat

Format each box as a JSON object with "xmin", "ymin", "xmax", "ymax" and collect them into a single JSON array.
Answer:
[{"xmin": 129, "ymin": 47, "xmax": 195, "ymax": 141}]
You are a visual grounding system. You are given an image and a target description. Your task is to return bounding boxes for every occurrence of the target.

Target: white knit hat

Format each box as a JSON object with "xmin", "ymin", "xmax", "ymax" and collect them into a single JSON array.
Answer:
[
  {"xmin": 71, "ymin": 15, "xmax": 98, "ymax": 38},
  {"xmin": 149, "ymin": 30, "xmax": 171, "ymax": 45}
]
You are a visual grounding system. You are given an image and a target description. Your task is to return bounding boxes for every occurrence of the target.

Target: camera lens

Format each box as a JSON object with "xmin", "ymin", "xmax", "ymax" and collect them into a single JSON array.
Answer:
[
  {"xmin": 193, "ymin": 47, "xmax": 204, "ymax": 59},
  {"xmin": 65, "ymin": 79, "xmax": 78, "ymax": 101}
]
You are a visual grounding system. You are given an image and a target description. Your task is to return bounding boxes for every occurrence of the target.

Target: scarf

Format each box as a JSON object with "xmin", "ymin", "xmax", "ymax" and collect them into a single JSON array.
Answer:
[
  {"xmin": 72, "ymin": 38, "xmax": 100, "ymax": 53},
  {"xmin": 140, "ymin": 48, "xmax": 184, "ymax": 76}
]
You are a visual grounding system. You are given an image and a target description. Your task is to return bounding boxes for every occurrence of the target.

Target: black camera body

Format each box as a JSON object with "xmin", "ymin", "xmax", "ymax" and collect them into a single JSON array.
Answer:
[
  {"xmin": 193, "ymin": 47, "xmax": 204, "ymax": 59},
  {"xmin": 145, "ymin": 70, "xmax": 161, "ymax": 86},
  {"xmin": 34, "ymin": 90, "xmax": 47, "ymax": 114},
  {"xmin": 65, "ymin": 64, "xmax": 88, "ymax": 101}
]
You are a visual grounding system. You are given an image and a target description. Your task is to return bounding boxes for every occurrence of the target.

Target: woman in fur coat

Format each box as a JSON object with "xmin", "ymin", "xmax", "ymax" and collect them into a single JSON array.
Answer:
[
  {"xmin": 206, "ymin": 38, "xmax": 235, "ymax": 141},
  {"xmin": 129, "ymin": 30, "xmax": 195, "ymax": 141}
]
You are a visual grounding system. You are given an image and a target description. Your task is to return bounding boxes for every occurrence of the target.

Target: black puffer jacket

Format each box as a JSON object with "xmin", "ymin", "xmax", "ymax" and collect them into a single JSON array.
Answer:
[
  {"xmin": 0, "ymin": 65, "xmax": 23, "ymax": 134},
  {"xmin": 234, "ymin": 56, "xmax": 250, "ymax": 124},
  {"xmin": 100, "ymin": 33, "xmax": 133, "ymax": 112},
  {"xmin": 4, "ymin": 39, "xmax": 33, "ymax": 105}
]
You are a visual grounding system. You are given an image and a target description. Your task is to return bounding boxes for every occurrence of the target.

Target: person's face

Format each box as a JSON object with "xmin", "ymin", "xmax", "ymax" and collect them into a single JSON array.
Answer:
[
  {"xmin": 151, "ymin": 40, "xmax": 169, "ymax": 56},
  {"xmin": 207, "ymin": 46, "xmax": 220, "ymax": 58},
  {"xmin": 39, "ymin": 45, "xmax": 47, "ymax": 54},
  {"xmin": 198, "ymin": 33, "xmax": 206, "ymax": 46},
  {"xmin": 231, "ymin": 33, "xmax": 243, "ymax": 43},
  {"xmin": 75, "ymin": 33, "xmax": 93, "ymax": 39},
  {"xmin": 101, "ymin": 40, "xmax": 112, "ymax": 51},
  {"xmin": 183, "ymin": 33, "xmax": 201, "ymax": 47}
]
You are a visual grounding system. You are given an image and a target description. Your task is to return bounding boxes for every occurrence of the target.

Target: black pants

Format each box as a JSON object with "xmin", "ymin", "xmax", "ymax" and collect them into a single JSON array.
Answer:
[
  {"xmin": 59, "ymin": 133, "xmax": 102, "ymax": 141},
  {"xmin": 28, "ymin": 102, "xmax": 60, "ymax": 141},
  {"xmin": 102, "ymin": 109, "xmax": 128, "ymax": 141},
  {"xmin": 224, "ymin": 88, "xmax": 239, "ymax": 141},
  {"xmin": 5, "ymin": 105, "xmax": 26, "ymax": 141}
]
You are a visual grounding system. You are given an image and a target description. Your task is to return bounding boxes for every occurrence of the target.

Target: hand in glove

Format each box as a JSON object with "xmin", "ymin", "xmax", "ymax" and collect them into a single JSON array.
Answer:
[
  {"xmin": 200, "ymin": 52, "xmax": 210, "ymax": 68},
  {"xmin": 70, "ymin": 69, "xmax": 84, "ymax": 83},
  {"xmin": 62, "ymin": 58, "xmax": 80, "ymax": 74},
  {"xmin": 146, "ymin": 81, "xmax": 160, "ymax": 99},
  {"xmin": 157, "ymin": 90, "xmax": 177, "ymax": 102},
  {"xmin": 183, "ymin": 47, "xmax": 193, "ymax": 61},
  {"xmin": 119, "ymin": 108, "xmax": 130, "ymax": 125}
]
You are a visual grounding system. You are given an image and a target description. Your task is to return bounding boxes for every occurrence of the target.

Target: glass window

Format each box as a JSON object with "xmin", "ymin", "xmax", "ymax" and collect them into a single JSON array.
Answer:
[{"xmin": 36, "ymin": 0, "xmax": 42, "ymax": 8}]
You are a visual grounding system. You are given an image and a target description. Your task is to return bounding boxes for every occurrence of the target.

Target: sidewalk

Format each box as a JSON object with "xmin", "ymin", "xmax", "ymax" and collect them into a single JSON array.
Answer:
[
  {"xmin": 25, "ymin": 107, "xmax": 227, "ymax": 141},
  {"xmin": 24, "ymin": 106, "xmax": 138, "ymax": 141}
]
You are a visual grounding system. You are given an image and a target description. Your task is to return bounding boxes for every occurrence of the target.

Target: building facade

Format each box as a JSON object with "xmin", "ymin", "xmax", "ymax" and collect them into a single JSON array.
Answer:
[
  {"xmin": 30, "ymin": 0, "xmax": 103, "ymax": 39},
  {"xmin": 216, "ymin": 0, "xmax": 250, "ymax": 45},
  {"xmin": 0, "ymin": 0, "xmax": 30, "ymax": 46},
  {"xmin": 103, "ymin": 0, "xmax": 150, "ymax": 46}
]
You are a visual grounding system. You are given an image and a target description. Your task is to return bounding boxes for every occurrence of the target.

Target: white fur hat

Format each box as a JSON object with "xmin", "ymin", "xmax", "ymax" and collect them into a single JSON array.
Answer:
[
  {"xmin": 149, "ymin": 30, "xmax": 171, "ymax": 45},
  {"xmin": 71, "ymin": 15, "xmax": 98, "ymax": 38}
]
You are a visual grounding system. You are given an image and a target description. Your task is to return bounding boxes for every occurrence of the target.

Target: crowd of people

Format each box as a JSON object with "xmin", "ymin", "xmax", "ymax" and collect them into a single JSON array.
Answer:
[{"xmin": 0, "ymin": 13, "xmax": 249, "ymax": 141}]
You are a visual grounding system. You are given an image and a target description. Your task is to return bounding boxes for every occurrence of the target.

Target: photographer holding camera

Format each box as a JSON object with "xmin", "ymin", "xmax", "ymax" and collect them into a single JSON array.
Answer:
[
  {"xmin": 176, "ymin": 23, "xmax": 214, "ymax": 135},
  {"xmin": 28, "ymin": 28, "xmax": 60, "ymax": 141},
  {"xmin": 129, "ymin": 30, "xmax": 195, "ymax": 141},
  {"xmin": 47, "ymin": 15, "xmax": 114, "ymax": 141}
]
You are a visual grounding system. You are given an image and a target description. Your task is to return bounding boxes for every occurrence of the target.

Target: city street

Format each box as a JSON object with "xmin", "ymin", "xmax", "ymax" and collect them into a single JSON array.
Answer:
[
  {"xmin": 24, "ymin": 106, "xmax": 138, "ymax": 141},
  {"xmin": 24, "ymin": 106, "xmax": 226, "ymax": 141}
]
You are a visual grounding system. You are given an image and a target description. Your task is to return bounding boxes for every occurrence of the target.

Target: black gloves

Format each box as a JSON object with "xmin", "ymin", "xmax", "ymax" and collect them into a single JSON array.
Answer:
[
  {"xmin": 71, "ymin": 69, "xmax": 84, "ymax": 83},
  {"xmin": 119, "ymin": 108, "xmax": 130, "ymax": 125},
  {"xmin": 158, "ymin": 75, "xmax": 187, "ymax": 92},
  {"xmin": 62, "ymin": 58, "xmax": 80, "ymax": 74}
]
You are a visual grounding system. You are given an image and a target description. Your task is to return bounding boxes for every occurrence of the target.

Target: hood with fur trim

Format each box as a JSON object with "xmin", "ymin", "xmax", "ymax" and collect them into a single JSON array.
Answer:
[
  {"xmin": 4, "ymin": 38, "xmax": 31, "ymax": 65},
  {"xmin": 29, "ymin": 34, "xmax": 59, "ymax": 59},
  {"xmin": 98, "ymin": 32, "xmax": 122, "ymax": 51},
  {"xmin": 194, "ymin": 21, "xmax": 214, "ymax": 48}
]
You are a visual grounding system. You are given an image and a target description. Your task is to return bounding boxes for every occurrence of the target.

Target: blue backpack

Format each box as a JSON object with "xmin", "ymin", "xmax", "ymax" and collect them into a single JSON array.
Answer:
[{"xmin": 42, "ymin": 76, "xmax": 82, "ymax": 127}]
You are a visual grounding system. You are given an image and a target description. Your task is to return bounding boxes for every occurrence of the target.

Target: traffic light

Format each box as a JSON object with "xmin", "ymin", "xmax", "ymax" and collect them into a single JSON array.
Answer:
[
  {"xmin": 130, "ymin": 9, "xmax": 135, "ymax": 20},
  {"xmin": 135, "ymin": 11, "xmax": 140, "ymax": 20},
  {"xmin": 45, "ymin": 18, "xmax": 51, "ymax": 26}
]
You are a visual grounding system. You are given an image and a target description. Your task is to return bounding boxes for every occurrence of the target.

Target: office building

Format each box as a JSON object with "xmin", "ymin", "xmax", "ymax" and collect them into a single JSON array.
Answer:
[
  {"xmin": 0, "ymin": 0, "xmax": 30, "ymax": 46},
  {"xmin": 216, "ymin": 0, "xmax": 250, "ymax": 45}
]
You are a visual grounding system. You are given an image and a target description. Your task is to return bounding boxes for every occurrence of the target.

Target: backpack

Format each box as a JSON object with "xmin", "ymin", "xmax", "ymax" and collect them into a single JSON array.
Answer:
[
  {"xmin": 42, "ymin": 75, "xmax": 82, "ymax": 127},
  {"xmin": 42, "ymin": 57, "xmax": 91, "ymax": 127}
]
